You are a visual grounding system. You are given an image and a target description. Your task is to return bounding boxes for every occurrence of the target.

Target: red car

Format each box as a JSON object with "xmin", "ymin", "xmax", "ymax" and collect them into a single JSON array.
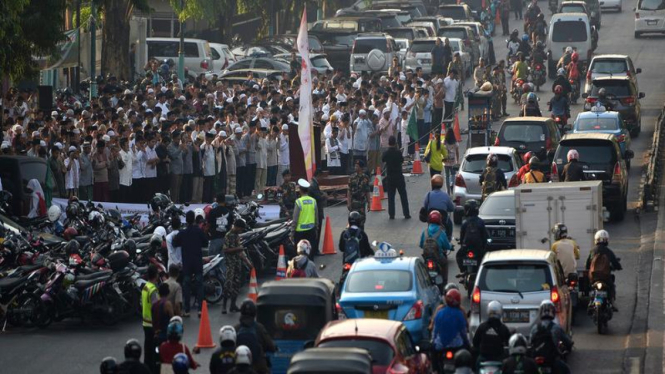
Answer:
[{"xmin": 315, "ymin": 319, "xmax": 431, "ymax": 374}]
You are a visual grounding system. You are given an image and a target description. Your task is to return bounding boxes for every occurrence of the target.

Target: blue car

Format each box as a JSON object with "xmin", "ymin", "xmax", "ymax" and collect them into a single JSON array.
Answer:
[
  {"xmin": 573, "ymin": 106, "xmax": 632, "ymax": 158},
  {"xmin": 337, "ymin": 244, "xmax": 441, "ymax": 344}
]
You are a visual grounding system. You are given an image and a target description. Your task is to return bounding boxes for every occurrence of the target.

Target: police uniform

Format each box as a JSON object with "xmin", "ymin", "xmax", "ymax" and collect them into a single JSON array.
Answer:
[
  {"xmin": 348, "ymin": 171, "xmax": 371, "ymax": 227},
  {"xmin": 222, "ymin": 231, "xmax": 242, "ymax": 302},
  {"xmin": 292, "ymin": 179, "xmax": 319, "ymax": 256},
  {"xmin": 141, "ymin": 281, "xmax": 158, "ymax": 371},
  {"xmin": 278, "ymin": 181, "xmax": 297, "ymax": 218}
]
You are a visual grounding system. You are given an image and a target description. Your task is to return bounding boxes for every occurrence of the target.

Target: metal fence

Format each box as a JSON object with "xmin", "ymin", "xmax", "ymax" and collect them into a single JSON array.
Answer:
[{"xmin": 641, "ymin": 104, "xmax": 665, "ymax": 212}]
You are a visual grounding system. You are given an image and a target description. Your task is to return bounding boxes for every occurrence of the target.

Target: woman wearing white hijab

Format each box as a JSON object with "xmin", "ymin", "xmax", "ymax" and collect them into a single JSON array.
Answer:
[{"xmin": 27, "ymin": 179, "xmax": 46, "ymax": 218}]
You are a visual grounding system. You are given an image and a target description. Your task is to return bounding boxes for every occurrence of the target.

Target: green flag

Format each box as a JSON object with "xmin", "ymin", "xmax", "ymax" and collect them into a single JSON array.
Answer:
[{"xmin": 406, "ymin": 106, "xmax": 418, "ymax": 142}]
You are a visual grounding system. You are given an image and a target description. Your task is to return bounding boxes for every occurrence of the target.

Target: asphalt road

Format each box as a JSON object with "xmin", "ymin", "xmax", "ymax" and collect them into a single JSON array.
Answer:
[{"xmin": 2, "ymin": 2, "xmax": 665, "ymax": 373}]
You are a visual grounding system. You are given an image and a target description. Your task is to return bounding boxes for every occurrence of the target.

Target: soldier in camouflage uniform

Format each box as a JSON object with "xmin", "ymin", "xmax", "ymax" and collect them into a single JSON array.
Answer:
[
  {"xmin": 491, "ymin": 65, "xmax": 507, "ymax": 120},
  {"xmin": 277, "ymin": 169, "xmax": 297, "ymax": 218},
  {"xmin": 221, "ymin": 218, "xmax": 247, "ymax": 314},
  {"xmin": 347, "ymin": 160, "xmax": 372, "ymax": 228}
]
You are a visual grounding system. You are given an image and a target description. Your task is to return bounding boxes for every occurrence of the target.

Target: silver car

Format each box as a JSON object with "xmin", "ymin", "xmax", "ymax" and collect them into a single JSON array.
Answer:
[
  {"xmin": 469, "ymin": 249, "xmax": 573, "ymax": 339},
  {"xmin": 447, "ymin": 38, "xmax": 472, "ymax": 78},
  {"xmin": 452, "ymin": 146, "xmax": 521, "ymax": 224},
  {"xmin": 349, "ymin": 33, "xmax": 399, "ymax": 74},
  {"xmin": 404, "ymin": 37, "xmax": 437, "ymax": 75}
]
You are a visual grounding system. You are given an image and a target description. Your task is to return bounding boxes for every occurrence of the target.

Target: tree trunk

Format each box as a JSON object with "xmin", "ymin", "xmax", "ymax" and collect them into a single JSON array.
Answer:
[
  {"xmin": 218, "ymin": 0, "xmax": 237, "ymax": 44},
  {"xmin": 102, "ymin": 0, "xmax": 132, "ymax": 80}
]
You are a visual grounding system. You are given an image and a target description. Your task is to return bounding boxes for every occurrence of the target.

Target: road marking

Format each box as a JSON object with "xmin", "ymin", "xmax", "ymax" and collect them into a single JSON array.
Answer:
[{"xmin": 629, "ymin": 357, "xmax": 640, "ymax": 374}]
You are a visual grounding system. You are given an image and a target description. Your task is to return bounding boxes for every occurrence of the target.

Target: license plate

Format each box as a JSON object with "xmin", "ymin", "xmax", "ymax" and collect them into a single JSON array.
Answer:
[
  {"xmin": 491, "ymin": 229, "xmax": 514, "ymax": 238},
  {"xmin": 428, "ymin": 271, "xmax": 439, "ymax": 278},
  {"xmin": 503, "ymin": 310, "xmax": 530, "ymax": 323},
  {"xmin": 463, "ymin": 259, "xmax": 478, "ymax": 266},
  {"xmin": 595, "ymin": 290, "xmax": 607, "ymax": 297},
  {"xmin": 355, "ymin": 58, "xmax": 365, "ymax": 63},
  {"xmin": 444, "ymin": 364, "xmax": 456, "ymax": 372},
  {"xmin": 646, "ymin": 19, "xmax": 658, "ymax": 25},
  {"xmin": 364, "ymin": 310, "xmax": 388, "ymax": 319}
]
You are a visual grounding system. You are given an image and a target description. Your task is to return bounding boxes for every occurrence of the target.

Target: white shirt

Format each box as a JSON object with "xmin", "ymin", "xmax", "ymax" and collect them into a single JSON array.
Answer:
[
  {"xmin": 279, "ymin": 134, "xmax": 290, "ymax": 166},
  {"xmin": 64, "ymin": 158, "xmax": 80, "ymax": 190},
  {"xmin": 165, "ymin": 230, "xmax": 182, "ymax": 267},
  {"xmin": 338, "ymin": 127, "xmax": 352, "ymax": 154},
  {"xmin": 155, "ymin": 102, "xmax": 169, "ymax": 118},
  {"xmin": 119, "ymin": 150, "xmax": 133, "ymax": 186},
  {"xmin": 257, "ymin": 137, "xmax": 268, "ymax": 169},
  {"xmin": 444, "ymin": 76, "xmax": 459, "ymax": 103},
  {"xmin": 201, "ymin": 143, "xmax": 216, "ymax": 177},
  {"xmin": 132, "ymin": 149, "xmax": 145, "ymax": 179},
  {"xmin": 144, "ymin": 146, "xmax": 158, "ymax": 178}
]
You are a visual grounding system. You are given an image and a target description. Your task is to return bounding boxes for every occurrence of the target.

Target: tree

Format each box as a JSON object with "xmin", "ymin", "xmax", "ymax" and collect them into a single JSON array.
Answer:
[{"xmin": 100, "ymin": 0, "xmax": 150, "ymax": 81}]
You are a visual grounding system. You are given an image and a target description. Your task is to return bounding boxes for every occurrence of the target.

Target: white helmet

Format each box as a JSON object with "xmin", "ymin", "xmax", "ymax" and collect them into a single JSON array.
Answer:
[
  {"xmin": 48, "ymin": 205, "xmax": 62, "ymax": 223},
  {"xmin": 88, "ymin": 210, "xmax": 105, "ymax": 226},
  {"xmin": 594, "ymin": 229, "xmax": 609, "ymax": 244},
  {"xmin": 567, "ymin": 149, "xmax": 579, "ymax": 162},
  {"xmin": 194, "ymin": 208, "xmax": 205, "ymax": 221},
  {"xmin": 297, "ymin": 239, "xmax": 311, "ymax": 256},
  {"xmin": 487, "ymin": 300, "xmax": 503, "ymax": 320},
  {"xmin": 154, "ymin": 226, "xmax": 167, "ymax": 238},
  {"xmin": 235, "ymin": 345, "xmax": 252, "ymax": 365},
  {"xmin": 219, "ymin": 325, "xmax": 236, "ymax": 345},
  {"xmin": 565, "ymin": 46, "xmax": 573, "ymax": 54},
  {"xmin": 557, "ymin": 68, "xmax": 566, "ymax": 76},
  {"xmin": 508, "ymin": 333, "xmax": 528, "ymax": 355}
]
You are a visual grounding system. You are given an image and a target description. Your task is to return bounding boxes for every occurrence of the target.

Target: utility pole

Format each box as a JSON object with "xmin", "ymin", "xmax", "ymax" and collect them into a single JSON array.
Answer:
[
  {"xmin": 89, "ymin": 0, "xmax": 97, "ymax": 99},
  {"xmin": 75, "ymin": 0, "xmax": 81, "ymax": 94},
  {"xmin": 177, "ymin": 0, "xmax": 185, "ymax": 84},
  {"xmin": 269, "ymin": 0, "xmax": 275, "ymax": 36}
]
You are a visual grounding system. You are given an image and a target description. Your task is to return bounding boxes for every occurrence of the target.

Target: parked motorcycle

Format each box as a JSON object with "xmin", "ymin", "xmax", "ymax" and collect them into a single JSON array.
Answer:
[{"xmin": 203, "ymin": 254, "xmax": 225, "ymax": 304}]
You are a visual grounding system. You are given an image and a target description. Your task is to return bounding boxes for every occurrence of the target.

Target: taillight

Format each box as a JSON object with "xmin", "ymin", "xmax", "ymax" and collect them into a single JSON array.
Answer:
[
  {"xmin": 494, "ymin": 136, "xmax": 500, "ymax": 146},
  {"xmin": 454, "ymin": 174, "xmax": 466, "ymax": 188},
  {"xmin": 471, "ymin": 286, "xmax": 481, "ymax": 312},
  {"xmin": 508, "ymin": 174, "xmax": 519, "ymax": 187},
  {"xmin": 446, "ymin": 350, "xmax": 455, "ymax": 360},
  {"xmin": 551, "ymin": 285, "xmax": 561, "ymax": 311},
  {"xmin": 586, "ymin": 97, "xmax": 598, "ymax": 105},
  {"xmin": 343, "ymin": 263, "xmax": 352, "ymax": 271},
  {"xmin": 621, "ymin": 97, "xmax": 635, "ymax": 105},
  {"xmin": 536, "ymin": 65, "xmax": 541, "ymax": 71},
  {"xmin": 200, "ymin": 60, "xmax": 209, "ymax": 70},
  {"xmin": 551, "ymin": 162, "xmax": 559, "ymax": 182},
  {"xmin": 612, "ymin": 162, "xmax": 622, "ymax": 184},
  {"xmin": 427, "ymin": 259, "xmax": 435, "ymax": 269},
  {"xmin": 635, "ymin": 12, "xmax": 640, "ymax": 19},
  {"xmin": 535, "ymin": 357, "xmax": 546, "ymax": 365},
  {"xmin": 336, "ymin": 303, "xmax": 347, "ymax": 320},
  {"xmin": 404, "ymin": 300, "xmax": 423, "ymax": 321},
  {"xmin": 616, "ymin": 134, "xmax": 626, "ymax": 143},
  {"xmin": 569, "ymin": 279, "xmax": 577, "ymax": 288},
  {"xmin": 467, "ymin": 251, "xmax": 474, "ymax": 259}
]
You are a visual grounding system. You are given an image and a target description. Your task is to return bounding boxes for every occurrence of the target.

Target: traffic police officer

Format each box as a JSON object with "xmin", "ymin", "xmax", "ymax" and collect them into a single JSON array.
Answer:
[
  {"xmin": 292, "ymin": 178, "xmax": 320, "ymax": 257},
  {"xmin": 141, "ymin": 264, "xmax": 160, "ymax": 373}
]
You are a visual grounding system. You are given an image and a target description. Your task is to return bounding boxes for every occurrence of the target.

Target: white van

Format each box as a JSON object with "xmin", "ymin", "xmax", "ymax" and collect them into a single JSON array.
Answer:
[
  {"xmin": 547, "ymin": 13, "xmax": 593, "ymax": 73},
  {"xmin": 209, "ymin": 43, "xmax": 237, "ymax": 72},
  {"xmin": 634, "ymin": 0, "xmax": 665, "ymax": 37},
  {"xmin": 146, "ymin": 37, "xmax": 213, "ymax": 77}
]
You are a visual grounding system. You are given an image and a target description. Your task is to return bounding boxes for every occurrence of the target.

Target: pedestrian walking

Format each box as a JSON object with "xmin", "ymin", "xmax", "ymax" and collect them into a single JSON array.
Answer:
[{"xmin": 382, "ymin": 136, "xmax": 411, "ymax": 219}]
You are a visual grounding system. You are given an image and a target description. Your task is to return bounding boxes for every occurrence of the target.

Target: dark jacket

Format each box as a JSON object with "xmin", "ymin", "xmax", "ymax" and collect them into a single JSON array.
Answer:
[
  {"xmin": 173, "ymin": 224, "xmax": 209, "ymax": 272},
  {"xmin": 479, "ymin": 167, "xmax": 508, "ymax": 190},
  {"xmin": 502, "ymin": 355, "xmax": 539, "ymax": 374},
  {"xmin": 207, "ymin": 205, "xmax": 234, "ymax": 240},
  {"xmin": 338, "ymin": 227, "xmax": 373, "ymax": 263},
  {"xmin": 552, "ymin": 76, "xmax": 572, "ymax": 96},
  {"xmin": 561, "ymin": 160, "xmax": 584, "ymax": 182},
  {"xmin": 585, "ymin": 243, "xmax": 622, "ymax": 272},
  {"xmin": 472, "ymin": 319, "xmax": 511, "ymax": 361},
  {"xmin": 117, "ymin": 359, "xmax": 152, "ymax": 374},
  {"xmin": 234, "ymin": 317, "xmax": 276, "ymax": 374},
  {"xmin": 309, "ymin": 177, "xmax": 325, "ymax": 218},
  {"xmin": 382, "ymin": 146, "xmax": 405, "ymax": 186}
]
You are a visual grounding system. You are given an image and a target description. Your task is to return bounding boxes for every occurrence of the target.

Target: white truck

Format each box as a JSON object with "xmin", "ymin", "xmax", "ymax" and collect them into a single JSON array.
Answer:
[{"xmin": 514, "ymin": 181, "xmax": 603, "ymax": 270}]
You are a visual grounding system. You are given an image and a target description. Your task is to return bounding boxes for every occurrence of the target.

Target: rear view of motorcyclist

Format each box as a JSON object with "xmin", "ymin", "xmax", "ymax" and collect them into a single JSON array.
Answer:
[
  {"xmin": 479, "ymin": 154, "xmax": 507, "ymax": 201},
  {"xmin": 338, "ymin": 211, "xmax": 373, "ymax": 265},
  {"xmin": 118, "ymin": 339, "xmax": 151, "ymax": 374},
  {"xmin": 518, "ymin": 34, "xmax": 532, "ymax": 56},
  {"xmin": 549, "ymin": 85, "xmax": 571, "ymax": 124},
  {"xmin": 516, "ymin": 151, "xmax": 536, "ymax": 181},
  {"xmin": 561, "ymin": 149, "xmax": 584, "ymax": 182},
  {"xmin": 597, "ymin": 88, "xmax": 615, "ymax": 111},
  {"xmin": 522, "ymin": 93, "xmax": 542, "ymax": 117},
  {"xmin": 531, "ymin": 41, "xmax": 547, "ymax": 66},
  {"xmin": 522, "ymin": 157, "xmax": 545, "ymax": 183},
  {"xmin": 586, "ymin": 230, "xmax": 622, "ymax": 310},
  {"xmin": 472, "ymin": 301, "xmax": 511, "ymax": 367},
  {"xmin": 551, "ymin": 223, "xmax": 580, "ymax": 277},
  {"xmin": 501, "ymin": 333, "xmax": 538, "ymax": 374},
  {"xmin": 420, "ymin": 210, "xmax": 452, "ymax": 280},
  {"xmin": 531, "ymin": 13, "xmax": 548, "ymax": 43},
  {"xmin": 433, "ymin": 289, "xmax": 471, "ymax": 369},
  {"xmin": 556, "ymin": 46, "xmax": 573, "ymax": 71},
  {"xmin": 454, "ymin": 349, "xmax": 475, "ymax": 374},
  {"xmin": 422, "ymin": 174, "xmax": 454, "ymax": 239},
  {"xmin": 530, "ymin": 300, "xmax": 573, "ymax": 374},
  {"xmin": 552, "ymin": 68, "xmax": 572, "ymax": 97},
  {"xmin": 457, "ymin": 200, "xmax": 489, "ymax": 270}
]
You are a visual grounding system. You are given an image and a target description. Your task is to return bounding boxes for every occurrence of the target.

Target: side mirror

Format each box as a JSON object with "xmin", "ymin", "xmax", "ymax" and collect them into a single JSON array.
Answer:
[
  {"xmin": 636, "ymin": 68, "xmax": 642, "ymax": 74},
  {"xmin": 303, "ymin": 340, "xmax": 315, "ymax": 349},
  {"xmin": 581, "ymin": 93, "xmax": 589, "ymax": 99},
  {"xmin": 625, "ymin": 150, "xmax": 635, "ymax": 159},
  {"xmin": 639, "ymin": 92, "xmax": 645, "ymax": 99}
]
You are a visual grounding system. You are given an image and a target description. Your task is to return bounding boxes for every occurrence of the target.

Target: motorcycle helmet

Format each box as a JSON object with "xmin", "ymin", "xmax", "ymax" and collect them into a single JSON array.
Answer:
[
  {"xmin": 522, "ymin": 83, "xmax": 531, "ymax": 94},
  {"xmin": 522, "ymin": 151, "xmax": 535, "ymax": 165},
  {"xmin": 167, "ymin": 317, "xmax": 184, "ymax": 340},
  {"xmin": 91, "ymin": 252, "xmax": 106, "ymax": 267},
  {"xmin": 445, "ymin": 288, "xmax": 461, "ymax": 307},
  {"xmin": 234, "ymin": 218, "xmax": 247, "ymax": 229},
  {"xmin": 454, "ymin": 349, "xmax": 473, "ymax": 369},
  {"xmin": 529, "ymin": 156, "xmax": 539, "ymax": 165},
  {"xmin": 66, "ymin": 202, "xmax": 79, "ymax": 219},
  {"xmin": 88, "ymin": 211, "xmax": 105, "ymax": 228},
  {"xmin": 430, "ymin": 174, "xmax": 444, "ymax": 189},
  {"xmin": 527, "ymin": 92, "xmax": 537, "ymax": 103},
  {"xmin": 172, "ymin": 353, "xmax": 189, "ymax": 374},
  {"xmin": 99, "ymin": 357, "xmax": 118, "ymax": 374},
  {"xmin": 567, "ymin": 149, "xmax": 579, "ymax": 162},
  {"xmin": 348, "ymin": 211, "xmax": 362, "ymax": 226},
  {"xmin": 48, "ymin": 205, "xmax": 62, "ymax": 223},
  {"xmin": 220, "ymin": 325, "xmax": 237, "ymax": 346},
  {"xmin": 464, "ymin": 199, "xmax": 480, "ymax": 217},
  {"xmin": 538, "ymin": 300, "xmax": 556, "ymax": 320},
  {"xmin": 297, "ymin": 239, "xmax": 312, "ymax": 256},
  {"xmin": 194, "ymin": 208, "xmax": 205, "ymax": 221},
  {"xmin": 154, "ymin": 226, "xmax": 167, "ymax": 238},
  {"xmin": 536, "ymin": 41, "xmax": 543, "ymax": 49},
  {"xmin": 486, "ymin": 153, "xmax": 498, "ymax": 167},
  {"xmin": 235, "ymin": 346, "xmax": 253, "ymax": 365},
  {"xmin": 63, "ymin": 227, "xmax": 78, "ymax": 241},
  {"xmin": 565, "ymin": 46, "xmax": 573, "ymax": 54},
  {"xmin": 107, "ymin": 209, "xmax": 122, "ymax": 223},
  {"xmin": 553, "ymin": 223, "xmax": 568, "ymax": 240},
  {"xmin": 508, "ymin": 333, "xmax": 528, "ymax": 355},
  {"xmin": 149, "ymin": 193, "xmax": 171, "ymax": 211},
  {"xmin": 522, "ymin": 34, "xmax": 529, "ymax": 41},
  {"xmin": 427, "ymin": 210, "xmax": 443, "ymax": 225},
  {"xmin": 594, "ymin": 229, "xmax": 609, "ymax": 244},
  {"xmin": 65, "ymin": 240, "xmax": 81, "ymax": 256},
  {"xmin": 123, "ymin": 239, "xmax": 137, "ymax": 257},
  {"xmin": 557, "ymin": 68, "xmax": 566, "ymax": 76},
  {"xmin": 554, "ymin": 85, "xmax": 563, "ymax": 95},
  {"xmin": 488, "ymin": 300, "xmax": 503, "ymax": 320},
  {"xmin": 124, "ymin": 339, "xmax": 142, "ymax": 360},
  {"xmin": 571, "ymin": 52, "xmax": 579, "ymax": 62},
  {"xmin": 150, "ymin": 234, "xmax": 163, "ymax": 248},
  {"xmin": 444, "ymin": 283, "xmax": 459, "ymax": 294},
  {"xmin": 598, "ymin": 88, "xmax": 607, "ymax": 100},
  {"xmin": 240, "ymin": 299, "xmax": 257, "ymax": 317}
]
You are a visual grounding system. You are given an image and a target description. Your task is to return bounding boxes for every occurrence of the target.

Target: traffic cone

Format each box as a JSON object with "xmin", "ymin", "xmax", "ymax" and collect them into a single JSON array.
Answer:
[
  {"xmin": 412, "ymin": 143, "xmax": 424, "ymax": 174},
  {"xmin": 454, "ymin": 114, "xmax": 462, "ymax": 142},
  {"xmin": 370, "ymin": 184, "xmax": 385, "ymax": 211},
  {"xmin": 248, "ymin": 268, "xmax": 258, "ymax": 302},
  {"xmin": 276, "ymin": 245, "xmax": 287, "ymax": 280},
  {"xmin": 194, "ymin": 300, "xmax": 216, "ymax": 349},
  {"xmin": 375, "ymin": 167, "xmax": 386, "ymax": 200},
  {"xmin": 321, "ymin": 216, "xmax": 337, "ymax": 255}
]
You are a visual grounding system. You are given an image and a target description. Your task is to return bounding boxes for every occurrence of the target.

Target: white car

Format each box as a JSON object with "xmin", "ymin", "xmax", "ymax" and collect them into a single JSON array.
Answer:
[
  {"xmin": 447, "ymin": 38, "xmax": 472, "ymax": 78},
  {"xmin": 584, "ymin": 54, "xmax": 641, "ymax": 92},
  {"xmin": 634, "ymin": 0, "xmax": 665, "ymax": 37},
  {"xmin": 394, "ymin": 38, "xmax": 411, "ymax": 67},
  {"xmin": 599, "ymin": 0, "xmax": 622, "ymax": 11},
  {"xmin": 209, "ymin": 43, "xmax": 236, "ymax": 73},
  {"xmin": 456, "ymin": 22, "xmax": 490, "ymax": 62}
]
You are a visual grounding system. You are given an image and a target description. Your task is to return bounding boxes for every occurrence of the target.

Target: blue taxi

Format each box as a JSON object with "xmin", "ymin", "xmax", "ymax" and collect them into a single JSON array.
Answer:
[
  {"xmin": 573, "ymin": 105, "xmax": 632, "ymax": 157},
  {"xmin": 337, "ymin": 243, "xmax": 441, "ymax": 344}
]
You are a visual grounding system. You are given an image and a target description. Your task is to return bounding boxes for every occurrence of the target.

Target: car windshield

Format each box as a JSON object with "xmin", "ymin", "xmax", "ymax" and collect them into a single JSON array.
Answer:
[
  {"xmin": 438, "ymin": 7, "xmax": 467, "ymax": 19},
  {"xmin": 395, "ymin": 40, "xmax": 408, "ymax": 50},
  {"xmin": 353, "ymin": 39, "xmax": 388, "ymax": 54},
  {"xmin": 257, "ymin": 306, "xmax": 328, "ymax": 340},
  {"xmin": 561, "ymin": 4, "xmax": 586, "ymax": 12},
  {"xmin": 479, "ymin": 263, "xmax": 552, "ymax": 293},
  {"xmin": 556, "ymin": 141, "xmax": 617, "ymax": 164},
  {"xmin": 590, "ymin": 81, "xmax": 632, "ymax": 97},
  {"xmin": 318, "ymin": 339, "xmax": 395, "ymax": 366},
  {"xmin": 380, "ymin": 17, "xmax": 401, "ymax": 29},
  {"xmin": 463, "ymin": 154, "xmax": 514, "ymax": 173},
  {"xmin": 501, "ymin": 123, "xmax": 546, "ymax": 143},
  {"xmin": 552, "ymin": 21, "xmax": 588, "ymax": 42},
  {"xmin": 480, "ymin": 195, "xmax": 515, "ymax": 216},
  {"xmin": 311, "ymin": 56, "xmax": 332, "ymax": 68},
  {"xmin": 638, "ymin": 0, "xmax": 665, "ymax": 10},
  {"xmin": 576, "ymin": 117, "xmax": 620, "ymax": 131},
  {"xmin": 410, "ymin": 41, "xmax": 436, "ymax": 53},
  {"xmin": 593, "ymin": 60, "xmax": 628, "ymax": 74},
  {"xmin": 346, "ymin": 270, "xmax": 412, "ymax": 292},
  {"xmin": 386, "ymin": 29, "xmax": 415, "ymax": 40},
  {"xmin": 396, "ymin": 13, "xmax": 412, "ymax": 24},
  {"xmin": 438, "ymin": 29, "xmax": 467, "ymax": 39}
]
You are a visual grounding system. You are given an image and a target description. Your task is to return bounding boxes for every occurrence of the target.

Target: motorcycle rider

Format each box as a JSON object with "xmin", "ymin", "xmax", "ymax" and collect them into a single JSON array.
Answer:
[
  {"xmin": 531, "ymin": 41, "xmax": 547, "ymax": 68},
  {"xmin": 518, "ymin": 34, "xmax": 532, "ymax": 56},
  {"xmin": 522, "ymin": 92, "xmax": 542, "ymax": 116},
  {"xmin": 523, "ymin": 157, "xmax": 545, "ymax": 183},
  {"xmin": 596, "ymin": 88, "xmax": 615, "ymax": 111},
  {"xmin": 338, "ymin": 211, "xmax": 373, "ymax": 265},
  {"xmin": 457, "ymin": 200, "xmax": 489, "ymax": 270},
  {"xmin": 100, "ymin": 357, "xmax": 119, "ymax": 374},
  {"xmin": 234, "ymin": 299, "xmax": 276, "ymax": 374},
  {"xmin": 422, "ymin": 174, "xmax": 455, "ymax": 239},
  {"xmin": 586, "ymin": 230, "xmax": 622, "ymax": 310},
  {"xmin": 287, "ymin": 240, "xmax": 320, "ymax": 278},
  {"xmin": 420, "ymin": 210, "xmax": 452, "ymax": 281},
  {"xmin": 454, "ymin": 349, "xmax": 475, "ymax": 374},
  {"xmin": 472, "ymin": 301, "xmax": 511, "ymax": 368},
  {"xmin": 501, "ymin": 334, "xmax": 539, "ymax": 374},
  {"xmin": 516, "ymin": 151, "xmax": 537, "ymax": 181},
  {"xmin": 511, "ymin": 53, "xmax": 529, "ymax": 94},
  {"xmin": 433, "ymin": 289, "xmax": 471, "ymax": 370},
  {"xmin": 557, "ymin": 46, "xmax": 574, "ymax": 71},
  {"xmin": 530, "ymin": 300, "xmax": 573, "ymax": 374},
  {"xmin": 551, "ymin": 223, "xmax": 580, "ymax": 277},
  {"xmin": 507, "ymin": 30, "xmax": 521, "ymax": 61},
  {"xmin": 210, "ymin": 326, "xmax": 238, "ymax": 374},
  {"xmin": 480, "ymin": 154, "xmax": 508, "ymax": 202},
  {"xmin": 118, "ymin": 339, "xmax": 152, "ymax": 374},
  {"xmin": 531, "ymin": 13, "xmax": 548, "ymax": 44},
  {"xmin": 549, "ymin": 85, "xmax": 571, "ymax": 125},
  {"xmin": 561, "ymin": 149, "xmax": 584, "ymax": 182},
  {"xmin": 525, "ymin": 0, "xmax": 542, "ymax": 32},
  {"xmin": 228, "ymin": 346, "xmax": 257, "ymax": 374},
  {"xmin": 566, "ymin": 52, "xmax": 582, "ymax": 97},
  {"xmin": 552, "ymin": 68, "xmax": 573, "ymax": 97}
]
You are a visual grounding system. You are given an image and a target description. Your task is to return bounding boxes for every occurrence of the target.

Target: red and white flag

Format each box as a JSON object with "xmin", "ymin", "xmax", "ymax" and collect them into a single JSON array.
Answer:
[{"xmin": 297, "ymin": 7, "xmax": 315, "ymax": 179}]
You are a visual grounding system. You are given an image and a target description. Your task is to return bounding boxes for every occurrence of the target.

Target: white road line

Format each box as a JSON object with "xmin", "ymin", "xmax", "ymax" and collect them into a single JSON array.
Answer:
[{"xmin": 629, "ymin": 357, "xmax": 641, "ymax": 374}]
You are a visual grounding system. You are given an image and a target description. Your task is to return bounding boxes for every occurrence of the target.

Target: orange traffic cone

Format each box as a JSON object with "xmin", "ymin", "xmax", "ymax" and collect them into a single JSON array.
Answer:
[
  {"xmin": 248, "ymin": 268, "xmax": 258, "ymax": 302},
  {"xmin": 321, "ymin": 216, "xmax": 337, "ymax": 255},
  {"xmin": 276, "ymin": 245, "xmax": 287, "ymax": 280},
  {"xmin": 454, "ymin": 114, "xmax": 462, "ymax": 142},
  {"xmin": 375, "ymin": 167, "xmax": 386, "ymax": 200},
  {"xmin": 194, "ymin": 300, "xmax": 216, "ymax": 349},
  {"xmin": 412, "ymin": 143, "xmax": 424, "ymax": 174},
  {"xmin": 370, "ymin": 184, "xmax": 385, "ymax": 211}
]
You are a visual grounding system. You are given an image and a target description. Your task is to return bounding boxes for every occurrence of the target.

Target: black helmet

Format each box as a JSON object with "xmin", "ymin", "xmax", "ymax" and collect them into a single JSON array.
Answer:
[
  {"xmin": 123, "ymin": 239, "xmax": 137, "ymax": 256},
  {"xmin": 150, "ymin": 234, "xmax": 163, "ymax": 248},
  {"xmin": 536, "ymin": 41, "xmax": 543, "ymax": 49},
  {"xmin": 107, "ymin": 209, "xmax": 122, "ymax": 223},
  {"xmin": 240, "ymin": 299, "xmax": 257, "ymax": 317},
  {"xmin": 224, "ymin": 194, "xmax": 238, "ymax": 207},
  {"xmin": 124, "ymin": 339, "xmax": 142, "ymax": 360},
  {"xmin": 150, "ymin": 193, "xmax": 171, "ymax": 211},
  {"xmin": 486, "ymin": 153, "xmax": 498, "ymax": 167},
  {"xmin": 464, "ymin": 199, "xmax": 480, "ymax": 217},
  {"xmin": 234, "ymin": 218, "xmax": 247, "ymax": 229},
  {"xmin": 65, "ymin": 240, "xmax": 81, "ymax": 256},
  {"xmin": 99, "ymin": 357, "xmax": 118, "ymax": 374},
  {"xmin": 66, "ymin": 203, "xmax": 80, "ymax": 219},
  {"xmin": 553, "ymin": 223, "xmax": 568, "ymax": 240},
  {"xmin": 454, "ymin": 349, "xmax": 473, "ymax": 368},
  {"xmin": 348, "ymin": 211, "xmax": 362, "ymax": 226}
]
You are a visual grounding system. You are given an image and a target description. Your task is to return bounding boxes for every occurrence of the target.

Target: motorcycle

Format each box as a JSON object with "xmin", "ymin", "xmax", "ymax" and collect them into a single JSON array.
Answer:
[
  {"xmin": 440, "ymin": 347, "xmax": 462, "ymax": 374},
  {"xmin": 534, "ymin": 341, "xmax": 571, "ymax": 373},
  {"xmin": 552, "ymin": 114, "xmax": 569, "ymax": 136},
  {"xmin": 479, "ymin": 360, "xmax": 503, "ymax": 374},
  {"xmin": 589, "ymin": 280, "xmax": 613, "ymax": 334},
  {"xmin": 0, "ymin": 266, "xmax": 47, "ymax": 328},
  {"xmin": 531, "ymin": 63, "xmax": 546, "ymax": 91},
  {"xmin": 457, "ymin": 246, "xmax": 480, "ymax": 298},
  {"xmin": 569, "ymin": 79, "xmax": 580, "ymax": 104},
  {"xmin": 567, "ymin": 273, "xmax": 579, "ymax": 324},
  {"xmin": 423, "ymin": 252, "xmax": 447, "ymax": 294},
  {"xmin": 512, "ymin": 78, "xmax": 525, "ymax": 104},
  {"xmin": 203, "ymin": 254, "xmax": 225, "ymax": 304}
]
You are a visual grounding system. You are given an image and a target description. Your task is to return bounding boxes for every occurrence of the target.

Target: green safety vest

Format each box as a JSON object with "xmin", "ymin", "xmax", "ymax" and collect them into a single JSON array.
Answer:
[
  {"xmin": 142, "ymin": 282, "xmax": 157, "ymax": 327},
  {"xmin": 295, "ymin": 196, "xmax": 316, "ymax": 232}
]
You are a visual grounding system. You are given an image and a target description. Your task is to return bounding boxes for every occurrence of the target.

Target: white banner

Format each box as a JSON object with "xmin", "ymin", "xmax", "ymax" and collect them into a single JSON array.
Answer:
[{"xmin": 297, "ymin": 6, "xmax": 314, "ymax": 179}]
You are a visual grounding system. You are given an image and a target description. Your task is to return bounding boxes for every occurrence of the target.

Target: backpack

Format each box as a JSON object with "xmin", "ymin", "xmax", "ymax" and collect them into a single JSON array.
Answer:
[
  {"xmin": 463, "ymin": 219, "xmax": 484, "ymax": 250},
  {"xmin": 481, "ymin": 167, "xmax": 498, "ymax": 198},
  {"xmin": 287, "ymin": 259, "xmax": 307, "ymax": 278},
  {"xmin": 531, "ymin": 322, "xmax": 557, "ymax": 365},
  {"xmin": 422, "ymin": 229, "xmax": 442, "ymax": 260},
  {"xmin": 236, "ymin": 322, "xmax": 261, "ymax": 363},
  {"xmin": 343, "ymin": 229, "xmax": 362, "ymax": 264},
  {"xmin": 589, "ymin": 251, "xmax": 611, "ymax": 282}
]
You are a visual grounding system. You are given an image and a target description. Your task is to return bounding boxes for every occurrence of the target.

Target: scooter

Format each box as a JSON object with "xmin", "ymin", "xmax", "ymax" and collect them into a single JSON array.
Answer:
[
  {"xmin": 569, "ymin": 79, "xmax": 580, "ymax": 104},
  {"xmin": 203, "ymin": 254, "xmax": 225, "ymax": 304},
  {"xmin": 531, "ymin": 63, "xmax": 546, "ymax": 91}
]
